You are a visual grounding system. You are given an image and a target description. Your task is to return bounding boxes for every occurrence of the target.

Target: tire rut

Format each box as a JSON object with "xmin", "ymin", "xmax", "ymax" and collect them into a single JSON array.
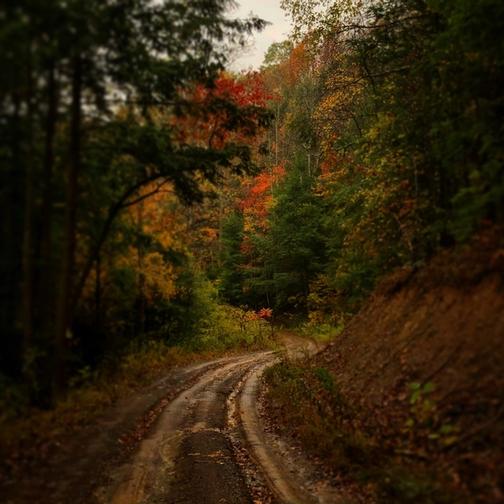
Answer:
[
  {"xmin": 101, "ymin": 352, "xmax": 275, "ymax": 504},
  {"xmin": 97, "ymin": 337, "xmax": 333, "ymax": 504}
]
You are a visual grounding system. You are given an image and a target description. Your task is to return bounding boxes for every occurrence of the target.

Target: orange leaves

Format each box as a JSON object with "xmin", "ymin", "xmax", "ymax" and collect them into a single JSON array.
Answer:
[
  {"xmin": 257, "ymin": 307, "xmax": 273, "ymax": 320},
  {"xmin": 263, "ymin": 41, "xmax": 313, "ymax": 94},
  {"xmin": 238, "ymin": 308, "xmax": 273, "ymax": 322},
  {"xmin": 239, "ymin": 237, "xmax": 254, "ymax": 256},
  {"xmin": 240, "ymin": 166, "xmax": 286, "ymax": 231},
  {"xmin": 108, "ymin": 182, "xmax": 188, "ymax": 303},
  {"xmin": 190, "ymin": 72, "xmax": 272, "ymax": 109}
]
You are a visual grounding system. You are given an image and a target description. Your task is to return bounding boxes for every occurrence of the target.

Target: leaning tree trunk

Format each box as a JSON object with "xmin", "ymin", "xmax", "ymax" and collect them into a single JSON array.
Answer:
[{"xmin": 54, "ymin": 54, "xmax": 82, "ymax": 399}]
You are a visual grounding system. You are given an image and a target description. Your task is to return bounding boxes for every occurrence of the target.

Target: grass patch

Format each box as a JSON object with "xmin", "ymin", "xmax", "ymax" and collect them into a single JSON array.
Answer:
[{"xmin": 298, "ymin": 320, "xmax": 345, "ymax": 342}]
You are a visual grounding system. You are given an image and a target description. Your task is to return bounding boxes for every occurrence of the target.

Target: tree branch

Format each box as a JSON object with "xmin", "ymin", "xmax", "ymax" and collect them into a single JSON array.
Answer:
[
  {"xmin": 121, "ymin": 180, "xmax": 172, "ymax": 208},
  {"xmin": 70, "ymin": 173, "xmax": 166, "ymax": 314}
]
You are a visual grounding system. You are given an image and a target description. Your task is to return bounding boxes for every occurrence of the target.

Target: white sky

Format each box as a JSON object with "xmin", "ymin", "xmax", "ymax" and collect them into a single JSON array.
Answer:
[{"xmin": 229, "ymin": 0, "xmax": 291, "ymax": 71}]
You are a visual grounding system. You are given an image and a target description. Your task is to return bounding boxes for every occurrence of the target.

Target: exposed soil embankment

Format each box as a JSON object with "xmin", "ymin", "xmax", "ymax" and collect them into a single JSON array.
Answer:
[{"xmin": 265, "ymin": 229, "xmax": 504, "ymax": 503}]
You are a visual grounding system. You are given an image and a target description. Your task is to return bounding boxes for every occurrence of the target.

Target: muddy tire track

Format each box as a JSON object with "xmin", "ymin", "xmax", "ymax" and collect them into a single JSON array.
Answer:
[
  {"xmin": 4, "ymin": 336, "xmax": 339, "ymax": 504},
  {"xmin": 99, "ymin": 336, "xmax": 336, "ymax": 504}
]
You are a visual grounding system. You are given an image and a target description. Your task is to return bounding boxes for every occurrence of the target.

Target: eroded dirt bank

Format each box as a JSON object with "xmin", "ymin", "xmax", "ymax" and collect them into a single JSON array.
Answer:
[{"xmin": 264, "ymin": 230, "xmax": 504, "ymax": 503}]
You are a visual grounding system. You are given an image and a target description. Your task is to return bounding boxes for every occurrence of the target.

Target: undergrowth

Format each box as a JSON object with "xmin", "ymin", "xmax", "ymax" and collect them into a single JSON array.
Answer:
[
  {"xmin": 0, "ymin": 302, "xmax": 276, "ymax": 459},
  {"xmin": 186, "ymin": 303, "xmax": 275, "ymax": 352},
  {"xmin": 298, "ymin": 320, "xmax": 345, "ymax": 342},
  {"xmin": 264, "ymin": 360, "xmax": 454, "ymax": 503}
]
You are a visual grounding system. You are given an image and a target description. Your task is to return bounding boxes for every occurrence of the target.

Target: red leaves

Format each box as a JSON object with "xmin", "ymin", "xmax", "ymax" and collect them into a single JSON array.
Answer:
[
  {"xmin": 190, "ymin": 72, "xmax": 273, "ymax": 109},
  {"xmin": 257, "ymin": 308, "xmax": 273, "ymax": 320},
  {"xmin": 174, "ymin": 71, "xmax": 272, "ymax": 149},
  {"xmin": 214, "ymin": 73, "xmax": 273, "ymax": 108},
  {"xmin": 240, "ymin": 166, "xmax": 286, "ymax": 229}
]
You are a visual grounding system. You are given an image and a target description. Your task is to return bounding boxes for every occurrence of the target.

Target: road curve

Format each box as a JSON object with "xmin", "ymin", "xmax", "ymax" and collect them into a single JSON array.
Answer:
[
  {"xmin": 1, "ymin": 335, "xmax": 341, "ymax": 504},
  {"xmin": 95, "ymin": 337, "xmax": 325, "ymax": 504}
]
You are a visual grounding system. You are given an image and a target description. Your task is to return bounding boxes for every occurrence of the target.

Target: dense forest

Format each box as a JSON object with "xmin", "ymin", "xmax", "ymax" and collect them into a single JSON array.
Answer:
[
  {"xmin": 220, "ymin": 0, "xmax": 504, "ymax": 313},
  {"xmin": 0, "ymin": 0, "xmax": 270, "ymax": 407},
  {"xmin": 1, "ymin": 0, "xmax": 503, "ymax": 421}
]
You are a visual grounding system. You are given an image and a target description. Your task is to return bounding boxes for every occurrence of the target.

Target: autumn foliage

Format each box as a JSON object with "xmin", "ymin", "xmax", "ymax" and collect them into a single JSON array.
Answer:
[
  {"xmin": 174, "ymin": 73, "xmax": 273, "ymax": 149},
  {"xmin": 240, "ymin": 166, "xmax": 285, "ymax": 229}
]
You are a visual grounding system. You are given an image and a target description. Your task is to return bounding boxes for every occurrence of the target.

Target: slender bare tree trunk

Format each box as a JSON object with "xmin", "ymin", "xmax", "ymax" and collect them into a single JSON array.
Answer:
[
  {"xmin": 4, "ymin": 93, "xmax": 24, "ymax": 376},
  {"xmin": 136, "ymin": 201, "xmax": 146, "ymax": 337},
  {"xmin": 54, "ymin": 54, "xmax": 82, "ymax": 399},
  {"xmin": 39, "ymin": 61, "xmax": 58, "ymax": 339},
  {"xmin": 22, "ymin": 45, "xmax": 35, "ymax": 367},
  {"xmin": 95, "ymin": 252, "xmax": 101, "ymax": 335}
]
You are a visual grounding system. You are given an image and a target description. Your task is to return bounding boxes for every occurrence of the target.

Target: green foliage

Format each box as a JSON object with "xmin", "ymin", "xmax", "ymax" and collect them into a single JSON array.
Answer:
[
  {"xmin": 262, "ymin": 40, "xmax": 294, "ymax": 68},
  {"xmin": 180, "ymin": 273, "xmax": 274, "ymax": 352},
  {"xmin": 136, "ymin": 260, "xmax": 275, "ymax": 353},
  {"xmin": 300, "ymin": 320, "xmax": 345, "ymax": 342},
  {"xmin": 194, "ymin": 304, "xmax": 274, "ymax": 352},
  {"xmin": 245, "ymin": 0, "xmax": 504, "ymax": 322},
  {"xmin": 364, "ymin": 465, "xmax": 451, "ymax": 504},
  {"xmin": 248, "ymin": 159, "xmax": 327, "ymax": 311},
  {"xmin": 0, "ymin": 0, "xmax": 269, "ymax": 403},
  {"xmin": 405, "ymin": 381, "xmax": 460, "ymax": 449},
  {"xmin": 265, "ymin": 360, "xmax": 371, "ymax": 470},
  {"xmin": 355, "ymin": 0, "xmax": 504, "ymax": 240},
  {"xmin": 314, "ymin": 366, "xmax": 336, "ymax": 393},
  {"xmin": 219, "ymin": 211, "xmax": 245, "ymax": 304},
  {"xmin": 409, "ymin": 381, "xmax": 435, "ymax": 406}
]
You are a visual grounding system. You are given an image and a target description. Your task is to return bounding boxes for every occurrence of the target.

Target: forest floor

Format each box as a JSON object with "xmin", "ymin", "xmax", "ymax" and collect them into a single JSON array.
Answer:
[{"xmin": 1, "ymin": 332, "xmax": 346, "ymax": 504}]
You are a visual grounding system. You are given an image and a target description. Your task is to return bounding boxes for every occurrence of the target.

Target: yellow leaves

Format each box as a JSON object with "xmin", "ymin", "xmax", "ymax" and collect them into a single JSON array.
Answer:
[
  {"xmin": 142, "ymin": 252, "xmax": 177, "ymax": 301},
  {"xmin": 200, "ymin": 227, "xmax": 219, "ymax": 239},
  {"xmin": 365, "ymin": 112, "xmax": 394, "ymax": 143},
  {"xmin": 229, "ymin": 156, "xmax": 242, "ymax": 167},
  {"xmin": 157, "ymin": 232, "xmax": 174, "ymax": 251}
]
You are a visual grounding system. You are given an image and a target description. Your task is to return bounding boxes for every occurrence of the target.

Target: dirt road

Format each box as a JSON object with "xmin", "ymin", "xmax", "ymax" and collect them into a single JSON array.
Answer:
[{"xmin": 3, "ymin": 335, "xmax": 342, "ymax": 504}]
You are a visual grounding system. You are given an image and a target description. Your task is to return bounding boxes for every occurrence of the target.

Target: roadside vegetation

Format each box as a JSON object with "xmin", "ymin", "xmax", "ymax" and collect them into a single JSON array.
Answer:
[
  {"xmin": 255, "ymin": 1, "xmax": 503, "ymax": 501},
  {"xmin": 1, "ymin": 0, "xmax": 503, "ymax": 501},
  {"xmin": 265, "ymin": 359, "xmax": 453, "ymax": 503},
  {"xmin": 1, "ymin": 290, "xmax": 275, "ymax": 475},
  {"xmin": 0, "ymin": 1, "xmax": 272, "ymax": 414}
]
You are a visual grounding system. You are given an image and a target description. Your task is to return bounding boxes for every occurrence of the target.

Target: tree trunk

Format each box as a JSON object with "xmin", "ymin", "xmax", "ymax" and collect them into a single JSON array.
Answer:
[
  {"xmin": 1, "ymin": 92, "xmax": 24, "ymax": 377},
  {"xmin": 22, "ymin": 46, "xmax": 35, "ymax": 369},
  {"xmin": 54, "ymin": 54, "xmax": 82, "ymax": 399},
  {"xmin": 95, "ymin": 252, "xmax": 101, "ymax": 335},
  {"xmin": 38, "ymin": 61, "xmax": 58, "ymax": 341},
  {"xmin": 70, "ymin": 175, "xmax": 163, "ymax": 317},
  {"xmin": 136, "ymin": 201, "xmax": 146, "ymax": 337}
]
